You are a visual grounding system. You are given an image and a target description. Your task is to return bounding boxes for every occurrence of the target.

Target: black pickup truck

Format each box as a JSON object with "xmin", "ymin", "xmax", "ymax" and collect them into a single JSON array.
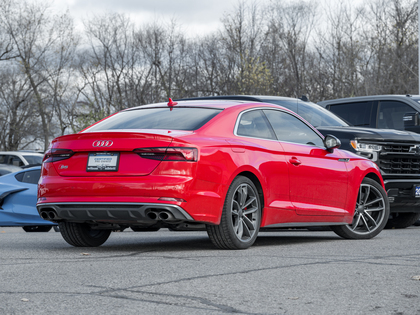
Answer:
[{"xmin": 177, "ymin": 95, "xmax": 420, "ymax": 228}]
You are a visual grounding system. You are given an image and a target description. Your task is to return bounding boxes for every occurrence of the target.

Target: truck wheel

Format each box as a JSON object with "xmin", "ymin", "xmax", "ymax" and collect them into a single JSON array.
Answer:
[
  {"xmin": 385, "ymin": 212, "xmax": 420, "ymax": 229},
  {"xmin": 59, "ymin": 222, "xmax": 111, "ymax": 247},
  {"xmin": 331, "ymin": 178, "xmax": 390, "ymax": 239},
  {"xmin": 206, "ymin": 176, "xmax": 261, "ymax": 249}
]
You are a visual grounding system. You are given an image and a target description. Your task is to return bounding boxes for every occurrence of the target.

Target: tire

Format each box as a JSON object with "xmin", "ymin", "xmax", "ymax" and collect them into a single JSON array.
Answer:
[
  {"xmin": 53, "ymin": 225, "xmax": 60, "ymax": 232},
  {"xmin": 414, "ymin": 219, "xmax": 420, "ymax": 227},
  {"xmin": 384, "ymin": 212, "xmax": 420, "ymax": 229},
  {"xmin": 58, "ymin": 222, "xmax": 111, "ymax": 247},
  {"xmin": 22, "ymin": 225, "xmax": 52, "ymax": 232},
  {"xmin": 331, "ymin": 178, "xmax": 390, "ymax": 239},
  {"xmin": 206, "ymin": 176, "xmax": 261, "ymax": 249}
]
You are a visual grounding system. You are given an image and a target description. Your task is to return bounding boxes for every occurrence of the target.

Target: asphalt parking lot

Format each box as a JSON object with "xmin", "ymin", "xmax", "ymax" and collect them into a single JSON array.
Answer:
[{"xmin": 1, "ymin": 226, "xmax": 419, "ymax": 315}]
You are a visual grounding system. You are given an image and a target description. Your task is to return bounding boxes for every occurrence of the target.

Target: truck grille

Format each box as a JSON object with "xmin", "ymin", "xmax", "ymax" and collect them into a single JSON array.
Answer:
[
  {"xmin": 382, "ymin": 144, "xmax": 412, "ymax": 153},
  {"xmin": 378, "ymin": 143, "xmax": 420, "ymax": 175},
  {"xmin": 380, "ymin": 158, "xmax": 420, "ymax": 174}
]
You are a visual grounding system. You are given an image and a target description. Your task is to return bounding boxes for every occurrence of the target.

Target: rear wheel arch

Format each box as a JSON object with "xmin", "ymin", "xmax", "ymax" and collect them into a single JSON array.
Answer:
[
  {"xmin": 206, "ymin": 175, "xmax": 262, "ymax": 249},
  {"xmin": 236, "ymin": 171, "xmax": 265, "ymax": 211}
]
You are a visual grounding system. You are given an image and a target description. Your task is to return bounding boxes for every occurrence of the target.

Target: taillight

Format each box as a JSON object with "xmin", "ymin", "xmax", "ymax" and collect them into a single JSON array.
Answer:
[
  {"xmin": 134, "ymin": 147, "xmax": 198, "ymax": 162},
  {"xmin": 43, "ymin": 149, "xmax": 75, "ymax": 163}
]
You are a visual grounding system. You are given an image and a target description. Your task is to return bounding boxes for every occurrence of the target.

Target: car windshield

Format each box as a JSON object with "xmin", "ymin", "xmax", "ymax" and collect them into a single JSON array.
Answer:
[
  {"xmin": 23, "ymin": 155, "xmax": 43, "ymax": 165},
  {"xmin": 84, "ymin": 107, "xmax": 223, "ymax": 132},
  {"xmin": 264, "ymin": 99, "xmax": 349, "ymax": 127}
]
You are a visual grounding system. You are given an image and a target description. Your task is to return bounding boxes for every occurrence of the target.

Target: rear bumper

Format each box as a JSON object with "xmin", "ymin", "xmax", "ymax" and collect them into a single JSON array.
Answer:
[
  {"xmin": 37, "ymin": 171, "xmax": 226, "ymax": 224},
  {"xmin": 37, "ymin": 202, "xmax": 194, "ymax": 224},
  {"xmin": 384, "ymin": 179, "xmax": 420, "ymax": 213}
]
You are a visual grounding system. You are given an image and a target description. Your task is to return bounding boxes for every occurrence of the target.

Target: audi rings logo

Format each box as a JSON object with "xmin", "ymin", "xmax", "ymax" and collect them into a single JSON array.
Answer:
[{"xmin": 92, "ymin": 140, "xmax": 113, "ymax": 147}]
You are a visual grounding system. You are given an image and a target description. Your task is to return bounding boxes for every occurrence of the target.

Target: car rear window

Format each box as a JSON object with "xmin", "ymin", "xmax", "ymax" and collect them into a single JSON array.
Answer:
[
  {"xmin": 15, "ymin": 169, "xmax": 41, "ymax": 184},
  {"xmin": 328, "ymin": 102, "xmax": 373, "ymax": 127},
  {"xmin": 22, "ymin": 155, "xmax": 43, "ymax": 165},
  {"xmin": 85, "ymin": 107, "xmax": 223, "ymax": 132}
]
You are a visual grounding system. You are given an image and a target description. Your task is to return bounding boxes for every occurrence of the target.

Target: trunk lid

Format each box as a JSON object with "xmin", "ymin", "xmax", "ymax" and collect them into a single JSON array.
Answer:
[{"xmin": 50, "ymin": 131, "xmax": 190, "ymax": 177}]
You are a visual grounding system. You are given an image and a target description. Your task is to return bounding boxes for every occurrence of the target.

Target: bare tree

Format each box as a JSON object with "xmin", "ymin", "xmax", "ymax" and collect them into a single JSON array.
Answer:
[
  {"xmin": 0, "ymin": 67, "xmax": 42, "ymax": 150},
  {"xmin": 219, "ymin": 1, "xmax": 272, "ymax": 95},
  {"xmin": 313, "ymin": 0, "xmax": 366, "ymax": 99},
  {"xmin": 80, "ymin": 13, "xmax": 139, "ymax": 118},
  {"xmin": 361, "ymin": 0, "xmax": 418, "ymax": 94},
  {"xmin": 0, "ymin": 0, "xmax": 78, "ymax": 150},
  {"xmin": 136, "ymin": 19, "xmax": 189, "ymax": 102},
  {"xmin": 265, "ymin": 0, "xmax": 318, "ymax": 98}
]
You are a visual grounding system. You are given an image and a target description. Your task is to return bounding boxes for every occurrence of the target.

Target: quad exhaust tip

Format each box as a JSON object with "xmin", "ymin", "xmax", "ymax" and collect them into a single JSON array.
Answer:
[
  {"xmin": 147, "ymin": 210, "xmax": 175, "ymax": 221},
  {"xmin": 40, "ymin": 210, "xmax": 58, "ymax": 221}
]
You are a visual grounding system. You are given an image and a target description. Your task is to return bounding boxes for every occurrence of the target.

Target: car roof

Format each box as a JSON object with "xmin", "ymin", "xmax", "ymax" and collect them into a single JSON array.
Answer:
[
  {"xmin": 123, "ymin": 98, "xmax": 296, "ymax": 112},
  {"xmin": 175, "ymin": 95, "xmax": 300, "ymax": 103},
  {"xmin": 0, "ymin": 164, "xmax": 22, "ymax": 171},
  {"xmin": 318, "ymin": 95, "xmax": 420, "ymax": 106},
  {"xmin": 0, "ymin": 151, "xmax": 43, "ymax": 156},
  {"xmin": 124, "ymin": 99, "xmax": 263, "ymax": 111}
]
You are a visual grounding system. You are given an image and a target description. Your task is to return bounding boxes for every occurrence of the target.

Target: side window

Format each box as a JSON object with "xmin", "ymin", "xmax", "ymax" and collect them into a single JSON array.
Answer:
[
  {"xmin": 263, "ymin": 109, "xmax": 324, "ymax": 147},
  {"xmin": 378, "ymin": 101, "xmax": 414, "ymax": 130},
  {"xmin": 328, "ymin": 102, "xmax": 374, "ymax": 126},
  {"xmin": 10, "ymin": 156, "xmax": 24, "ymax": 167},
  {"xmin": 14, "ymin": 169, "xmax": 41, "ymax": 184},
  {"xmin": 237, "ymin": 110, "xmax": 276, "ymax": 140},
  {"xmin": 0, "ymin": 155, "xmax": 6, "ymax": 164}
]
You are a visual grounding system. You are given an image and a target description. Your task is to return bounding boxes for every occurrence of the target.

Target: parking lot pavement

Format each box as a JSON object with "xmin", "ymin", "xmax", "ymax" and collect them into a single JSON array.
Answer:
[{"xmin": 1, "ymin": 226, "xmax": 419, "ymax": 315}]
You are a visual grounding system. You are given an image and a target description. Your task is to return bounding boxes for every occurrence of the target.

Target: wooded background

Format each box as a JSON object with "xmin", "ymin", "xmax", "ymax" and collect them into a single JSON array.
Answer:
[{"xmin": 0, "ymin": 0, "xmax": 417, "ymax": 151}]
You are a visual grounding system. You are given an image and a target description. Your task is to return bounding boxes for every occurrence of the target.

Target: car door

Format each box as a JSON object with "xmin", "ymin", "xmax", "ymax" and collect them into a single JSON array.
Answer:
[
  {"xmin": 377, "ymin": 100, "xmax": 416, "ymax": 131},
  {"xmin": 233, "ymin": 109, "xmax": 292, "ymax": 214},
  {"xmin": 263, "ymin": 109, "xmax": 350, "ymax": 216}
]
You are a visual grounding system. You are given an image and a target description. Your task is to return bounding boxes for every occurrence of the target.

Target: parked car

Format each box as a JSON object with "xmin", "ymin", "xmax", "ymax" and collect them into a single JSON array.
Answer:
[
  {"xmin": 177, "ymin": 96, "xmax": 420, "ymax": 229},
  {"xmin": 37, "ymin": 98, "xmax": 389, "ymax": 249},
  {"xmin": 319, "ymin": 95, "xmax": 420, "ymax": 228},
  {"xmin": 0, "ymin": 151, "xmax": 43, "ymax": 167},
  {"xmin": 0, "ymin": 165, "xmax": 22, "ymax": 176},
  {"xmin": 0, "ymin": 166, "xmax": 57, "ymax": 232}
]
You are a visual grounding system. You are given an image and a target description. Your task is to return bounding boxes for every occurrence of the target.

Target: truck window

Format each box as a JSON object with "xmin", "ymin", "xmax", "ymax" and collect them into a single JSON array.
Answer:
[
  {"xmin": 378, "ymin": 101, "xmax": 414, "ymax": 130},
  {"xmin": 328, "ymin": 102, "xmax": 373, "ymax": 127}
]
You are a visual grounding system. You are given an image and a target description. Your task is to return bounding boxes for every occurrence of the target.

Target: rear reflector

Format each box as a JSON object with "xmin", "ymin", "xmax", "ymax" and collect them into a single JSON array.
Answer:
[
  {"xmin": 134, "ymin": 147, "xmax": 198, "ymax": 162},
  {"xmin": 158, "ymin": 197, "xmax": 186, "ymax": 202},
  {"xmin": 43, "ymin": 149, "xmax": 75, "ymax": 163}
]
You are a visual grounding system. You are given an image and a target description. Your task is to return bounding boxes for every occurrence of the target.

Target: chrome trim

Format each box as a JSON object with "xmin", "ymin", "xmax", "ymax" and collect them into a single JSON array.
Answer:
[
  {"xmin": 383, "ymin": 179, "xmax": 420, "ymax": 185},
  {"xmin": 92, "ymin": 140, "xmax": 113, "ymax": 147},
  {"xmin": 37, "ymin": 202, "xmax": 194, "ymax": 221},
  {"xmin": 233, "ymin": 107, "xmax": 325, "ymax": 148}
]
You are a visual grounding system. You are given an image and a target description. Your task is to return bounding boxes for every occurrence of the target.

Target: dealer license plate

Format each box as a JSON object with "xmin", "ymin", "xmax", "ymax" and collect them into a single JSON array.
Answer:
[
  {"xmin": 415, "ymin": 185, "xmax": 420, "ymax": 198},
  {"xmin": 87, "ymin": 152, "xmax": 120, "ymax": 172}
]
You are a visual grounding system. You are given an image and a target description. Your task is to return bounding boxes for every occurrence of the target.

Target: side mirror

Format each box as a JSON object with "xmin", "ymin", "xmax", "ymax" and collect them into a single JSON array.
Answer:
[
  {"xmin": 403, "ymin": 112, "xmax": 419, "ymax": 128},
  {"xmin": 324, "ymin": 134, "xmax": 341, "ymax": 153}
]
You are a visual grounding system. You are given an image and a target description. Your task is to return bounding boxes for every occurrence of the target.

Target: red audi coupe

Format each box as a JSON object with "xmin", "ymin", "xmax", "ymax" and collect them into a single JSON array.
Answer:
[{"xmin": 37, "ymin": 99, "xmax": 389, "ymax": 249}]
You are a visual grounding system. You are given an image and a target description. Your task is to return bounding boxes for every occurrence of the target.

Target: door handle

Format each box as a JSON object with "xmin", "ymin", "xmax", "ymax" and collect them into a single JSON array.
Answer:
[{"xmin": 289, "ymin": 157, "xmax": 302, "ymax": 166}]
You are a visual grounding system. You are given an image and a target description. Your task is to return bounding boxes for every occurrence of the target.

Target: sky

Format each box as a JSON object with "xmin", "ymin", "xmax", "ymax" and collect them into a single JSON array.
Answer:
[{"xmin": 48, "ymin": 0, "xmax": 273, "ymax": 37}]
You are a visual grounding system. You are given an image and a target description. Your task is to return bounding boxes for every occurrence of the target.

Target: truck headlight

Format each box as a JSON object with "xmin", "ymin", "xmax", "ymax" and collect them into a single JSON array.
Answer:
[
  {"xmin": 350, "ymin": 140, "xmax": 382, "ymax": 152},
  {"xmin": 350, "ymin": 140, "xmax": 382, "ymax": 162}
]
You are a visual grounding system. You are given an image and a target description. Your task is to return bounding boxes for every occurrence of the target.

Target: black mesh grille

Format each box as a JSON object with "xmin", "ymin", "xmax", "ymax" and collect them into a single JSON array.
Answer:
[
  {"xmin": 380, "ymin": 158, "xmax": 420, "ymax": 174},
  {"xmin": 378, "ymin": 142, "xmax": 420, "ymax": 175},
  {"xmin": 382, "ymin": 144, "xmax": 412, "ymax": 153}
]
